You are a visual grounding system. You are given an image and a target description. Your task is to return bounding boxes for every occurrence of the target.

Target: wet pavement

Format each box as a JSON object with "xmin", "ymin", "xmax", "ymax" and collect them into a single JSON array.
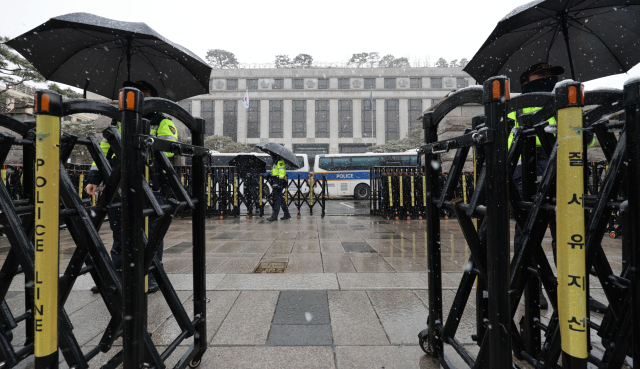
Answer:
[{"xmin": 0, "ymin": 202, "xmax": 627, "ymax": 368}]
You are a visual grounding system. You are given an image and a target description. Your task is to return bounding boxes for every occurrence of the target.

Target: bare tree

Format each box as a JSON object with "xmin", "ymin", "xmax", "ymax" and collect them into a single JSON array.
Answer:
[
  {"xmin": 459, "ymin": 58, "xmax": 469, "ymax": 68},
  {"xmin": 275, "ymin": 55, "xmax": 292, "ymax": 68},
  {"xmin": 205, "ymin": 49, "xmax": 239, "ymax": 69},
  {"xmin": 450, "ymin": 59, "xmax": 459, "ymax": 68},
  {"xmin": 292, "ymin": 54, "xmax": 313, "ymax": 68}
]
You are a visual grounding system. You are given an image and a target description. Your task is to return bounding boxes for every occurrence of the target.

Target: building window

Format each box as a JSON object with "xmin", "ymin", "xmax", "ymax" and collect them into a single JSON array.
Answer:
[
  {"xmin": 364, "ymin": 78, "xmax": 376, "ymax": 89},
  {"xmin": 408, "ymin": 99, "xmax": 422, "ymax": 131},
  {"xmin": 315, "ymin": 100, "xmax": 330, "ymax": 138},
  {"xmin": 384, "ymin": 78, "xmax": 396, "ymax": 89},
  {"xmin": 292, "ymin": 100, "xmax": 306, "ymax": 138},
  {"xmin": 340, "ymin": 144, "xmax": 372, "ymax": 154},
  {"xmin": 318, "ymin": 78, "xmax": 329, "ymax": 89},
  {"xmin": 385, "ymin": 99, "xmax": 399, "ymax": 141},
  {"xmin": 272, "ymin": 78, "xmax": 284, "ymax": 90},
  {"xmin": 246, "ymin": 79, "xmax": 259, "ymax": 90},
  {"xmin": 226, "ymin": 79, "xmax": 238, "ymax": 90},
  {"xmin": 338, "ymin": 78, "xmax": 350, "ymax": 89},
  {"xmin": 338, "ymin": 100, "xmax": 353, "ymax": 138},
  {"xmin": 431, "ymin": 78, "xmax": 443, "ymax": 88},
  {"xmin": 457, "ymin": 77, "xmax": 469, "ymax": 88},
  {"xmin": 410, "ymin": 78, "xmax": 422, "ymax": 89},
  {"xmin": 293, "ymin": 78, "xmax": 304, "ymax": 89},
  {"xmin": 201, "ymin": 100, "xmax": 214, "ymax": 135},
  {"xmin": 362, "ymin": 99, "xmax": 376, "ymax": 138},
  {"xmin": 223, "ymin": 100, "xmax": 237, "ymax": 141},
  {"xmin": 247, "ymin": 100, "xmax": 260, "ymax": 138},
  {"xmin": 178, "ymin": 100, "xmax": 191, "ymax": 114},
  {"xmin": 269, "ymin": 100, "xmax": 283, "ymax": 138}
]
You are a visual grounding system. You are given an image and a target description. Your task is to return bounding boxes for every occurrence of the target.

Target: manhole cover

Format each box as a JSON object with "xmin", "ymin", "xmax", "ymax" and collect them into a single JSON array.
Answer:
[{"xmin": 253, "ymin": 262, "xmax": 288, "ymax": 273}]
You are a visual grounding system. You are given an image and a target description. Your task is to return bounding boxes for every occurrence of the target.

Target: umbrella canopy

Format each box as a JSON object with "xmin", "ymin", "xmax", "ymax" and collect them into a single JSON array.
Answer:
[
  {"xmin": 464, "ymin": 0, "xmax": 640, "ymax": 92},
  {"xmin": 255, "ymin": 143, "xmax": 300, "ymax": 169},
  {"xmin": 229, "ymin": 154, "xmax": 267, "ymax": 175},
  {"xmin": 6, "ymin": 12, "xmax": 211, "ymax": 101}
]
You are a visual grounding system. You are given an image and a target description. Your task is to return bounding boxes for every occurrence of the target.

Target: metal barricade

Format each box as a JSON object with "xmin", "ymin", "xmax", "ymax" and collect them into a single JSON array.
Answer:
[
  {"xmin": 0, "ymin": 89, "xmax": 208, "ymax": 368},
  {"xmin": 415, "ymin": 76, "xmax": 637, "ymax": 368}
]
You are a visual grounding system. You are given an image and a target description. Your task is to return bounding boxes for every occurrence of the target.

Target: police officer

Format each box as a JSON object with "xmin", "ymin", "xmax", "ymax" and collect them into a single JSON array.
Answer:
[
  {"xmin": 511, "ymin": 64, "xmax": 605, "ymax": 312},
  {"xmin": 85, "ymin": 80, "xmax": 178, "ymax": 293},
  {"xmin": 267, "ymin": 154, "xmax": 291, "ymax": 222}
]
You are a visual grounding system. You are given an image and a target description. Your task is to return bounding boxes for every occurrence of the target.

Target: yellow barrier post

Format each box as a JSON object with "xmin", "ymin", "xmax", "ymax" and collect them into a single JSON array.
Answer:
[
  {"xmin": 556, "ymin": 82, "xmax": 588, "ymax": 368},
  {"xmin": 1, "ymin": 166, "xmax": 6, "ymax": 186},
  {"xmin": 78, "ymin": 172, "xmax": 84, "ymax": 197},
  {"xmin": 309, "ymin": 175, "xmax": 314, "ymax": 206},
  {"xmin": 34, "ymin": 90, "xmax": 62, "ymax": 368},
  {"xmin": 410, "ymin": 174, "xmax": 415, "ymax": 220},
  {"xmin": 388, "ymin": 175, "xmax": 393, "ymax": 207},
  {"xmin": 421, "ymin": 174, "xmax": 426, "ymax": 220},
  {"xmin": 462, "ymin": 173, "xmax": 467, "ymax": 204},
  {"xmin": 207, "ymin": 174, "xmax": 211, "ymax": 207}
]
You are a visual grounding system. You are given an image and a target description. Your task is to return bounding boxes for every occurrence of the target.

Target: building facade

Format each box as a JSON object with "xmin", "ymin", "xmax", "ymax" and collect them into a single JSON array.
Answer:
[{"xmin": 181, "ymin": 66, "xmax": 475, "ymax": 160}]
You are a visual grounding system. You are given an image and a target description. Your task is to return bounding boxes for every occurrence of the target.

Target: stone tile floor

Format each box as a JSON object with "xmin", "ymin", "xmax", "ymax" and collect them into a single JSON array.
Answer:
[{"xmin": 0, "ymin": 214, "xmax": 628, "ymax": 368}]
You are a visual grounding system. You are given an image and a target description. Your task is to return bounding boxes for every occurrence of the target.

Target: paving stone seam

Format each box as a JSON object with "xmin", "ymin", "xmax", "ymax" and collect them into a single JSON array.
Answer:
[
  {"xmin": 207, "ymin": 290, "xmax": 243, "ymax": 345},
  {"xmin": 365, "ymin": 291, "xmax": 394, "ymax": 346}
]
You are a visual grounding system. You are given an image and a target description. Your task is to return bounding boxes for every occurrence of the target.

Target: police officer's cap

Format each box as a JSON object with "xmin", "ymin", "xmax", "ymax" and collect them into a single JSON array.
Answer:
[
  {"xmin": 519, "ymin": 63, "xmax": 564, "ymax": 86},
  {"xmin": 123, "ymin": 80, "xmax": 159, "ymax": 97}
]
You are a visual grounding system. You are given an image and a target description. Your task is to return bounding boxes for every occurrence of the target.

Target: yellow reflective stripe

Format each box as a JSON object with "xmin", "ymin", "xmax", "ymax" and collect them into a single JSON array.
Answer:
[
  {"xmin": 34, "ymin": 113, "xmax": 60, "ymax": 357},
  {"xmin": 157, "ymin": 135, "xmax": 177, "ymax": 141},
  {"xmin": 557, "ymin": 105, "xmax": 588, "ymax": 359}
]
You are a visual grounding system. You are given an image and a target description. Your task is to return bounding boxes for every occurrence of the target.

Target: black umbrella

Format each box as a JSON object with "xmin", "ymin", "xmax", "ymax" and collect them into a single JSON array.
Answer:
[
  {"xmin": 6, "ymin": 12, "xmax": 211, "ymax": 101},
  {"xmin": 229, "ymin": 154, "xmax": 267, "ymax": 175},
  {"xmin": 255, "ymin": 142, "xmax": 300, "ymax": 169},
  {"xmin": 464, "ymin": 0, "xmax": 640, "ymax": 92}
]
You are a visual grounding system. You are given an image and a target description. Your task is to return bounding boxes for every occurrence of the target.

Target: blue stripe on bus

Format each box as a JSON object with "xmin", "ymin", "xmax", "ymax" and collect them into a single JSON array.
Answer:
[{"xmin": 314, "ymin": 171, "xmax": 370, "ymax": 181}]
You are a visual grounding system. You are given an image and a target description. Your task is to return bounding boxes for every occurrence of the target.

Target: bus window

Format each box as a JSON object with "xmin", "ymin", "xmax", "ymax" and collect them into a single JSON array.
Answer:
[
  {"xmin": 333, "ymin": 157, "xmax": 351, "ymax": 170},
  {"xmin": 381, "ymin": 156, "xmax": 402, "ymax": 166},
  {"xmin": 352, "ymin": 156, "xmax": 380, "ymax": 170},
  {"xmin": 211, "ymin": 157, "xmax": 231, "ymax": 166},
  {"xmin": 401, "ymin": 156, "xmax": 412, "ymax": 165},
  {"xmin": 319, "ymin": 157, "xmax": 332, "ymax": 170},
  {"xmin": 410, "ymin": 156, "xmax": 418, "ymax": 165},
  {"xmin": 296, "ymin": 155, "xmax": 305, "ymax": 168},
  {"xmin": 263, "ymin": 157, "xmax": 274, "ymax": 167}
]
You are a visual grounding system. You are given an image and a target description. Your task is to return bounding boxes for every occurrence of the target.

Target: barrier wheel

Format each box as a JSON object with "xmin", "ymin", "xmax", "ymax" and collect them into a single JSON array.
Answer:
[
  {"xmin": 354, "ymin": 184, "xmax": 371, "ymax": 200},
  {"xmin": 418, "ymin": 328, "xmax": 430, "ymax": 354},
  {"xmin": 189, "ymin": 358, "xmax": 201, "ymax": 368}
]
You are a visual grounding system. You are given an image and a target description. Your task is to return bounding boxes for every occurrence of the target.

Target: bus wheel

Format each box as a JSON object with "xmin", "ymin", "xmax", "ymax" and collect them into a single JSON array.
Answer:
[{"xmin": 354, "ymin": 184, "xmax": 370, "ymax": 200}]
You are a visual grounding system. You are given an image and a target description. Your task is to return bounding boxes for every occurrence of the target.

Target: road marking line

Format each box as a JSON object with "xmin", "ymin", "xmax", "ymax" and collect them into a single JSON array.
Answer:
[{"xmin": 339, "ymin": 202, "xmax": 355, "ymax": 208}]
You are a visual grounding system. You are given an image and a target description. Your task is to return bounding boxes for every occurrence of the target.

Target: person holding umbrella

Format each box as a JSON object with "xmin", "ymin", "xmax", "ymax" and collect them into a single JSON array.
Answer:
[
  {"xmin": 85, "ymin": 80, "xmax": 179, "ymax": 293},
  {"xmin": 509, "ymin": 63, "xmax": 604, "ymax": 312},
  {"xmin": 267, "ymin": 154, "xmax": 291, "ymax": 222}
]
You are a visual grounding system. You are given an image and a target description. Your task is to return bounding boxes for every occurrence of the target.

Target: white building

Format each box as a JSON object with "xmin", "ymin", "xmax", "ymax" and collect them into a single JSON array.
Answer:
[{"xmin": 180, "ymin": 66, "xmax": 475, "ymax": 162}]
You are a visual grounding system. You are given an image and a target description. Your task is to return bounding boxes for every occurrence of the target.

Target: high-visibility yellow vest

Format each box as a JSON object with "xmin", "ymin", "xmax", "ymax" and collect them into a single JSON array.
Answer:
[{"xmin": 272, "ymin": 159, "xmax": 286, "ymax": 179}]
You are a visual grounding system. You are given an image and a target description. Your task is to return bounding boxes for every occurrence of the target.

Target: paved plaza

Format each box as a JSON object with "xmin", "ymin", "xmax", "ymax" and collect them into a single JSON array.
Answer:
[{"xmin": 0, "ymin": 201, "xmax": 623, "ymax": 368}]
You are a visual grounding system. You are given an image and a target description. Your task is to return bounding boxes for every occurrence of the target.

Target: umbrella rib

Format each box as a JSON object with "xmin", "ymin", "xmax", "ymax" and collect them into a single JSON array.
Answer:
[
  {"xmin": 569, "ymin": 21, "xmax": 628, "ymax": 72},
  {"xmin": 111, "ymin": 47, "xmax": 128, "ymax": 98},
  {"xmin": 545, "ymin": 21, "xmax": 564, "ymax": 61},
  {"xmin": 135, "ymin": 51, "xmax": 170, "ymax": 97}
]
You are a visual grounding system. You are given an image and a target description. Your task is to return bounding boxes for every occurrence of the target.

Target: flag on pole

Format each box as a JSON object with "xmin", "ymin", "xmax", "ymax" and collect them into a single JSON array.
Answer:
[
  {"xmin": 242, "ymin": 90, "xmax": 249, "ymax": 108},
  {"xmin": 369, "ymin": 89, "xmax": 373, "ymax": 110}
]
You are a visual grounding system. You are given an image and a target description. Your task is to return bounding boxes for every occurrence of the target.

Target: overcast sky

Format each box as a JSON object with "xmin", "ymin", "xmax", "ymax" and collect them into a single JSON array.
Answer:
[{"xmin": 2, "ymin": 0, "xmax": 639, "ymax": 90}]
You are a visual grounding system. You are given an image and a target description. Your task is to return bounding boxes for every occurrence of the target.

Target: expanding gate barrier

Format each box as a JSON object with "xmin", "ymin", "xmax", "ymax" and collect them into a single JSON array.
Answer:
[
  {"xmin": 369, "ymin": 167, "xmax": 476, "ymax": 220},
  {"xmin": 203, "ymin": 169, "xmax": 327, "ymax": 219},
  {"xmin": 0, "ymin": 88, "xmax": 208, "ymax": 368},
  {"xmin": 416, "ymin": 76, "xmax": 640, "ymax": 368}
]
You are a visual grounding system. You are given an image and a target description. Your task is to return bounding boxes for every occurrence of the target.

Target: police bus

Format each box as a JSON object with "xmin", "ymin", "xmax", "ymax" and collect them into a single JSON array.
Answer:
[
  {"xmin": 208, "ymin": 152, "xmax": 311, "ymax": 194},
  {"xmin": 313, "ymin": 150, "xmax": 419, "ymax": 199}
]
